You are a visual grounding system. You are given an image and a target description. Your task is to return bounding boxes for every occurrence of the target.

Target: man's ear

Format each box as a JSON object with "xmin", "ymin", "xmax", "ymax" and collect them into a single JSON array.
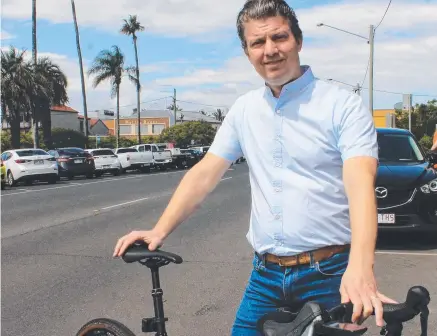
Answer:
[{"xmin": 297, "ymin": 39, "xmax": 303, "ymax": 52}]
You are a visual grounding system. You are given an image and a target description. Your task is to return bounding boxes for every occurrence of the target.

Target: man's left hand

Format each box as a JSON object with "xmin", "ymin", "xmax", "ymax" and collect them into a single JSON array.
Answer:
[{"xmin": 340, "ymin": 266, "xmax": 397, "ymax": 327}]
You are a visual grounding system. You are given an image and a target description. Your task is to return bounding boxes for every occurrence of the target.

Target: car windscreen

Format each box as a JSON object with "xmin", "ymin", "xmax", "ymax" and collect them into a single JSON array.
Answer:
[
  {"xmin": 377, "ymin": 133, "xmax": 424, "ymax": 163},
  {"xmin": 58, "ymin": 148, "xmax": 86, "ymax": 156},
  {"xmin": 91, "ymin": 149, "xmax": 114, "ymax": 156},
  {"xmin": 117, "ymin": 148, "xmax": 138, "ymax": 153},
  {"xmin": 16, "ymin": 149, "xmax": 48, "ymax": 157}
]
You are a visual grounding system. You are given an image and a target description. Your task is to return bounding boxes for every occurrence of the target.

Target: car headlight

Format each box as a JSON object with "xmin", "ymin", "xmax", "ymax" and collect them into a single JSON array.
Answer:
[{"xmin": 420, "ymin": 178, "xmax": 437, "ymax": 193}]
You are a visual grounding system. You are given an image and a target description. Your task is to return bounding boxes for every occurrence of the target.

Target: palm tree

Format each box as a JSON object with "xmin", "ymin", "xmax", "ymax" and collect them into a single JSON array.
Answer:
[
  {"xmin": 88, "ymin": 45, "xmax": 125, "ymax": 148},
  {"xmin": 33, "ymin": 57, "xmax": 68, "ymax": 148},
  {"xmin": 71, "ymin": 0, "xmax": 89, "ymax": 142},
  {"xmin": 1, "ymin": 47, "xmax": 35, "ymax": 148},
  {"xmin": 213, "ymin": 108, "xmax": 224, "ymax": 122},
  {"xmin": 120, "ymin": 15, "xmax": 144, "ymax": 144}
]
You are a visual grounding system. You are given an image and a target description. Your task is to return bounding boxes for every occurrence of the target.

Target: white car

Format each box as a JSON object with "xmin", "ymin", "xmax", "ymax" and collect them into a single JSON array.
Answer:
[
  {"xmin": 85, "ymin": 148, "xmax": 122, "ymax": 177},
  {"xmin": 1, "ymin": 148, "xmax": 59, "ymax": 186}
]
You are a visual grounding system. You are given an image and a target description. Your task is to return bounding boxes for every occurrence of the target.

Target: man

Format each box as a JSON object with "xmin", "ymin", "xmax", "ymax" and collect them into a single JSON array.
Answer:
[{"xmin": 114, "ymin": 0, "xmax": 395, "ymax": 334}]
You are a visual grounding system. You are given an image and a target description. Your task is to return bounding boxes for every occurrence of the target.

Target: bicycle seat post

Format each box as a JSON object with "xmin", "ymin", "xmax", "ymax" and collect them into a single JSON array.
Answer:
[{"xmin": 149, "ymin": 266, "xmax": 167, "ymax": 336}]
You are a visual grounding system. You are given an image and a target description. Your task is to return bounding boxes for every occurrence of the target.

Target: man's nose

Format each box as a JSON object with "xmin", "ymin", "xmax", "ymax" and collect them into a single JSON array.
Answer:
[{"xmin": 264, "ymin": 39, "xmax": 278, "ymax": 57}]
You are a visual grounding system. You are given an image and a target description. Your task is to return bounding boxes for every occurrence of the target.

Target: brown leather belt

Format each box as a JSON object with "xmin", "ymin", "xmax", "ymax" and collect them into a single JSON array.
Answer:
[{"xmin": 263, "ymin": 244, "xmax": 350, "ymax": 267}]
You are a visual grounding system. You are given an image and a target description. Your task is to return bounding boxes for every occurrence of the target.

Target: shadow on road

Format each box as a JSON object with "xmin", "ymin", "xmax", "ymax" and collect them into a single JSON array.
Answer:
[{"xmin": 377, "ymin": 232, "xmax": 437, "ymax": 251}]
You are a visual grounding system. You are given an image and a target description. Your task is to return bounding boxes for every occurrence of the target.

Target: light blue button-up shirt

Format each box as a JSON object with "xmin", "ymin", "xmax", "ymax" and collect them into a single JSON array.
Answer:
[{"xmin": 209, "ymin": 65, "xmax": 378, "ymax": 256}]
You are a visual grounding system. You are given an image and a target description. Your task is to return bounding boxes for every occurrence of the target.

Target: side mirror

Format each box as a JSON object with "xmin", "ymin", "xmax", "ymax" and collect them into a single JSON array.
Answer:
[{"xmin": 426, "ymin": 152, "xmax": 437, "ymax": 165}]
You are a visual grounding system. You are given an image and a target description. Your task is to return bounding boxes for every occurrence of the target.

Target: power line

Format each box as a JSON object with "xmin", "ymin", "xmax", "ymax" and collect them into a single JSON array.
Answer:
[
  {"xmin": 328, "ymin": 78, "xmax": 437, "ymax": 97},
  {"xmin": 375, "ymin": 0, "xmax": 392, "ymax": 31},
  {"xmin": 359, "ymin": 1, "xmax": 392, "ymax": 91},
  {"xmin": 176, "ymin": 99, "xmax": 228, "ymax": 108},
  {"xmin": 87, "ymin": 96, "xmax": 171, "ymax": 112}
]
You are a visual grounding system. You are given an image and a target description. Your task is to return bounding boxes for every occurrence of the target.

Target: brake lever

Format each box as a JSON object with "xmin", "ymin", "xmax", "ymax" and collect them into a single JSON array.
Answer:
[{"xmin": 314, "ymin": 321, "xmax": 368, "ymax": 336}]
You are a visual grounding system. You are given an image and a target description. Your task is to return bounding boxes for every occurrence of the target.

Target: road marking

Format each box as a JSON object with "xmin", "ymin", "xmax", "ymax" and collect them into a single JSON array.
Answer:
[
  {"xmin": 96, "ymin": 176, "xmax": 234, "ymax": 212},
  {"xmin": 0, "ymin": 171, "xmax": 186, "ymax": 197},
  {"xmin": 376, "ymin": 251, "xmax": 437, "ymax": 256},
  {"xmin": 100, "ymin": 196, "xmax": 151, "ymax": 210}
]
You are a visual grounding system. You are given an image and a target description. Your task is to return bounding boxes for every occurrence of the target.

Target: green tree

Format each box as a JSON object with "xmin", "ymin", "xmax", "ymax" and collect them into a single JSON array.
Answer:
[
  {"xmin": 88, "ymin": 45, "xmax": 127, "ymax": 148},
  {"xmin": 159, "ymin": 120, "xmax": 217, "ymax": 147},
  {"xmin": 395, "ymin": 99, "xmax": 437, "ymax": 139},
  {"xmin": 121, "ymin": 14, "xmax": 145, "ymax": 144}
]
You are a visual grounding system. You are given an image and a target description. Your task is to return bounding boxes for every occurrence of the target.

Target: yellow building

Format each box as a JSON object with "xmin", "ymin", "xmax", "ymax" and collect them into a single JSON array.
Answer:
[
  {"xmin": 102, "ymin": 117, "xmax": 170, "ymax": 139},
  {"xmin": 373, "ymin": 109, "xmax": 396, "ymax": 128}
]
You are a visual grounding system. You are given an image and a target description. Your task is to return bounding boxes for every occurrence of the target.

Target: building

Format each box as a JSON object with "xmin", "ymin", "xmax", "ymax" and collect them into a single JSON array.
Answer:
[
  {"xmin": 102, "ymin": 116, "xmax": 170, "ymax": 139},
  {"xmin": 373, "ymin": 109, "xmax": 396, "ymax": 128},
  {"xmin": 134, "ymin": 109, "xmax": 222, "ymax": 129}
]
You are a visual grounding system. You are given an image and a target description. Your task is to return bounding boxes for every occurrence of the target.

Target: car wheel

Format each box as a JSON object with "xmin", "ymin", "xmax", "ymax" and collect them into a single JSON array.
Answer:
[
  {"xmin": 1, "ymin": 182, "xmax": 5, "ymax": 190},
  {"xmin": 7, "ymin": 171, "xmax": 16, "ymax": 187}
]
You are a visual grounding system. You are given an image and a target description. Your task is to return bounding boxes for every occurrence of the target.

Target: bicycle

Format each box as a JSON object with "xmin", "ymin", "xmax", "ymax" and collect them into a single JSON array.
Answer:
[{"xmin": 75, "ymin": 241, "xmax": 431, "ymax": 336}]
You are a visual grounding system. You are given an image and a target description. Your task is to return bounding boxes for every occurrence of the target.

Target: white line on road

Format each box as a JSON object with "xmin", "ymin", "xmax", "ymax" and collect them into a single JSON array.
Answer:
[
  {"xmin": 100, "ymin": 196, "xmax": 151, "ymax": 210},
  {"xmin": 1, "ymin": 171, "xmax": 186, "ymax": 197},
  {"xmin": 376, "ymin": 251, "xmax": 437, "ymax": 256},
  {"xmin": 96, "ymin": 176, "xmax": 234, "ymax": 212}
]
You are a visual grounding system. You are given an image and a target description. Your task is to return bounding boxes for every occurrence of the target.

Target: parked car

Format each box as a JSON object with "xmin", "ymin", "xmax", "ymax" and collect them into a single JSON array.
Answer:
[
  {"xmin": 375, "ymin": 128, "xmax": 437, "ymax": 232},
  {"xmin": 131, "ymin": 144, "xmax": 172, "ymax": 170},
  {"xmin": 113, "ymin": 147, "xmax": 154, "ymax": 173},
  {"xmin": 85, "ymin": 148, "xmax": 122, "ymax": 177},
  {"xmin": 1, "ymin": 158, "xmax": 6, "ymax": 190},
  {"xmin": 47, "ymin": 147, "xmax": 95, "ymax": 179},
  {"xmin": 1, "ymin": 148, "xmax": 58, "ymax": 186}
]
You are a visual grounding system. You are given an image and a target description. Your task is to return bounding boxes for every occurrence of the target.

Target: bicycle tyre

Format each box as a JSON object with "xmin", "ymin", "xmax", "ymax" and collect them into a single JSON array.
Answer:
[{"xmin": 75, "ymin": 318, "xmax": 136, "ymax": 336}]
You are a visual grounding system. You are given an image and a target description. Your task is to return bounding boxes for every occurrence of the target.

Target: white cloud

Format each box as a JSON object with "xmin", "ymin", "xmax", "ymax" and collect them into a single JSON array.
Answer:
[{"xmin": 1, "ymin": 30, "xmax": 15, "ymax": 40}]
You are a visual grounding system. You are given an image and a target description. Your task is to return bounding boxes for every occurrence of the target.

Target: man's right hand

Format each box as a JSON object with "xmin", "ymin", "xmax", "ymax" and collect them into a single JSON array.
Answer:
[{"xmin": 113, "ymin": 229, "xmax": 165, "ymax": 257}]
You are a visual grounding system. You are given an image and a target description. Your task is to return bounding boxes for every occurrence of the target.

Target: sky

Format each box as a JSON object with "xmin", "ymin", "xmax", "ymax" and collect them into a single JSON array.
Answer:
[{"xmin": 1, "ymin": 0, "xmax": 436, "ymax": 117}]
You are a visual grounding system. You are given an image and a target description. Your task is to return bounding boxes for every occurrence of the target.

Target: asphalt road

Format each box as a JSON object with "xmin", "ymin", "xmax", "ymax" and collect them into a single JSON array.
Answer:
[{"xmin": 1, "ymin": 163, "xmax": 436, "ymax": 336}]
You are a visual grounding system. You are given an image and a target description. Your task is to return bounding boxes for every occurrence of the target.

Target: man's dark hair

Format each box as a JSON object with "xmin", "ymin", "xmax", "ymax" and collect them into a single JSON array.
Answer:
[{"xmin": 237, "ymin": 0, "xmax": 303, "ymax": 49}]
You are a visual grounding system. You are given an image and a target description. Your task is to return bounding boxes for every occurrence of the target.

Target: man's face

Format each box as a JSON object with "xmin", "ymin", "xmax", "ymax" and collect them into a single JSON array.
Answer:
[{"xmin": 243, "ymin": 16, "xmax": 302, "ymax": 88}]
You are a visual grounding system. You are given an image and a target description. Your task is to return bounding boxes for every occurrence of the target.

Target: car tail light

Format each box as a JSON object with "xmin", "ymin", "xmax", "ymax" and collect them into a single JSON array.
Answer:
[
  {"xmin": 15, "ymin": 159, "xmax": 30, "ymax": 164},
  {"xmin": 57, "ymin": 157, "xmax": 70, "ymax": 162}
]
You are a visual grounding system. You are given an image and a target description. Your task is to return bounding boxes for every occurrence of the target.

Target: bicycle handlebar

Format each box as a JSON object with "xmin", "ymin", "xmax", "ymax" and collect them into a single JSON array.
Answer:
[{"xmin": 258, "ymin": 285, "xmax": 430, "ymax": 336}]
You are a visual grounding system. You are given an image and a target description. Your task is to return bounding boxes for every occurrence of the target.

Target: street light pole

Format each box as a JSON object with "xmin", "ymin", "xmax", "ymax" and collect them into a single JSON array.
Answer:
[{"xmin": 369, "ymin": 25, "xmax": 374, "ymax": 116}]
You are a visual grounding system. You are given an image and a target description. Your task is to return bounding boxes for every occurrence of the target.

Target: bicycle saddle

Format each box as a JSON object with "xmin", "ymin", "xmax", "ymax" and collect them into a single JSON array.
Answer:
[{"xmin": 122, "ymin": 241, "xmax": 183, "ymax": 267}]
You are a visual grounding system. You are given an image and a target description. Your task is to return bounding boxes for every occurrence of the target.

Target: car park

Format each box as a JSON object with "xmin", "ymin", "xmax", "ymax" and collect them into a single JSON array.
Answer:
[
  {"xmin": 375, "ymin": 128, "xmax": 437, "ymax": 232},
  {"xmin": 47, "ymin": 147, "xmax": 95, "ymax": 180},
  {"xmin": 1, "ymin": 149, "xmax": 58, "ymax": 186},
  {"xmin": 85, "ymin": 148, "xmax": 122, "ymax": 177}
]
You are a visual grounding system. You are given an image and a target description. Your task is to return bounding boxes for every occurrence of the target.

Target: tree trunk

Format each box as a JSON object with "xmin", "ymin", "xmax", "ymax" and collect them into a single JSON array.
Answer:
[
  {"xmin": 32, "ymin": 0, "xmax": 39, "ymax": 148},
  {"xmin": 133, "ymin": 35, "xmax": 141, "ymax": 144},
  {"xmin": 71, "ymin": 0, "xmax": 89, "ymax": 145},
  {"xmin": 40, "ymin": 100, "xmax": 53, "ymax": 149},
  {"xmin": 116, "ymin": 84, "xmax": 120, "ymax": 148}
]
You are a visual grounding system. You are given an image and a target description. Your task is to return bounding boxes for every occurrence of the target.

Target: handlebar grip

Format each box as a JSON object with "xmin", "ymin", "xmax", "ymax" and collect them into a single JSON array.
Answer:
[{"xmin": 340, "ymin": 286, "xmax": 430, "ymax": 324}]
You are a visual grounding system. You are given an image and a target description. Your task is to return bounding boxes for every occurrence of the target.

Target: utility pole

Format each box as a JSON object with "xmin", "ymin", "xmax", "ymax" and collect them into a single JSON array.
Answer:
[
  {"xmin": 71, "ymin": 0, "xmax": 89, "ymax": 144},
  {"xmin": 173, "ymin": 88, "xmax": 177, "ymax": 126},
  {"xmin": 369, "ymin": 24, "xmax": 374, "ymax": 116},
  {"xmin": 32, "ymin": 0, "xmax": 39, "ymax": 148}
]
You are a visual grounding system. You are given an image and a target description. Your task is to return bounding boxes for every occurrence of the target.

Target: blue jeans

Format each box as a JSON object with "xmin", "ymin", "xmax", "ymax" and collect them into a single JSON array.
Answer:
[{"xmin": 231, "ymin": 249, "xmax": 349, "ymax": 336}]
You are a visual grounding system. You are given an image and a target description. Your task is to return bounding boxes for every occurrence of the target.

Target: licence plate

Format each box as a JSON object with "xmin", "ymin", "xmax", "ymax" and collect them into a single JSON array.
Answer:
[
  {"xmin": 378, "ymin": 213, "xmax": 395, "ymax": 224},
  {"xmin": 103, "ymin": 165, "xmax": 110, "ymax": 168},
  {"xmin": 34, "ymin": 160, "xmax": 44, "ymax": 164},
  {"xmin": 74, "ymin": 159, "xmax": 83, "ymax": 164}
]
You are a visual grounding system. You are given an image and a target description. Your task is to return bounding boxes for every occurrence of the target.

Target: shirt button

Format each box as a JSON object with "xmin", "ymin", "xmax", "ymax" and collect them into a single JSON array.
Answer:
[
  {"xmin": 274, "ymin": 214, "xmax": 281, "ymax": 220},
  {"xmin": 276, "ymin": 109, "xmax": 281, "ymax": 114}
]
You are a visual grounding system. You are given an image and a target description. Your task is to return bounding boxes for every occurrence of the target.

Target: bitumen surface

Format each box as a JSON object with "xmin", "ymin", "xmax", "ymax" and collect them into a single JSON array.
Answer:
[{"xmin": 1, "ymin": 163, "xmax": 436, "ymax": 336}]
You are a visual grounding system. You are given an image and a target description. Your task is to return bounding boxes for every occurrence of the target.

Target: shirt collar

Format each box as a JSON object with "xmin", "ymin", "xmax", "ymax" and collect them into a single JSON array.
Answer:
[{"xmin": 264, "ymin": 65, "xmax": 315, "ymax": 99}]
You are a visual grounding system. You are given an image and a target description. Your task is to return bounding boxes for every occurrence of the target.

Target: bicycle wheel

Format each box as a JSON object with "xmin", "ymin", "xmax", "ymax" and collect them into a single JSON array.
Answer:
[{"xmin": 75, "ymin": 318, "xmax": 136, "ymax": 336}]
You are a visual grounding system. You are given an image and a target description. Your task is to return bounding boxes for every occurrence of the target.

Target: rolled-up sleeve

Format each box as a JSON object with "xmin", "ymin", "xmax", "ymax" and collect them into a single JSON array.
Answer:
[
  {"xmin": 336, "ymin": 93, "xmax": 379, "ymax": 162},
  {"xmin": 208, "ymin": 97, "xmax": 244, "ymax": 162}
]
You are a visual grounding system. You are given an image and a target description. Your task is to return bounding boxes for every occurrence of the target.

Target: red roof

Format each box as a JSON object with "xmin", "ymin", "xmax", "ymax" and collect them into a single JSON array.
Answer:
[
  {"xmin": 51, "ymin": 105, "xmax": 79, "ymax": 113},
  {"xmin": 90, "ymin": 118, "xmax": 99, "ymax": 126}
]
